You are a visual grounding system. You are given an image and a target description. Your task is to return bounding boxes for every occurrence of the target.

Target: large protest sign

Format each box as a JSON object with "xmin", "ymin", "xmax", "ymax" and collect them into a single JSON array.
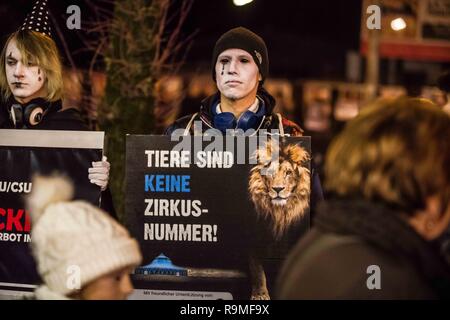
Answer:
[
  {"xmin": 126, "ymin": 135, "xmax": 311, "ymax": 299},
  {"xmin": 0, "ymin": 129, "xmax": 104, "ymax": 298}
]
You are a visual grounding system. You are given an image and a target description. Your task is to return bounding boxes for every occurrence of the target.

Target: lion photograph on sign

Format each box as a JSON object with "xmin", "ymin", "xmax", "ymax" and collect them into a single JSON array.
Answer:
[{"xmin": 248, "ymin": 140, "xmax": 311, "ymax": 299}]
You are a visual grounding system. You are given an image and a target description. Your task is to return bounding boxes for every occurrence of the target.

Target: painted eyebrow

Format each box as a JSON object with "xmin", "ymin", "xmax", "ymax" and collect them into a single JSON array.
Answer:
[{"xmin": 6, "ymin": 53, "xmax": 17, "ymax": 60}]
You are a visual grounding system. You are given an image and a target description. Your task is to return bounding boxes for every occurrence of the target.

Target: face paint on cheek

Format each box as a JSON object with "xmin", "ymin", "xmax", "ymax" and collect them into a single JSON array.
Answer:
[{"xmin": 221, "ymin": 63, "xmax": 225, "ymax": 75}]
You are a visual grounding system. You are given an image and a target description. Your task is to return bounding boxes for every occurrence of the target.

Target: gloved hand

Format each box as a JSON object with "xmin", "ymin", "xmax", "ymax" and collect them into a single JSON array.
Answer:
[{"xmin": 88, "ymin": 156, "xmax": 110, "ymax": 191}]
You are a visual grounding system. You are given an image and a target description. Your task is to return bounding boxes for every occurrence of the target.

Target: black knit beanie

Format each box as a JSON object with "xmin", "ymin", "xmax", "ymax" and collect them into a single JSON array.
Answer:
[{"xmin": 211, "ymin": 27, "xmax": 269, "ymax": 84}]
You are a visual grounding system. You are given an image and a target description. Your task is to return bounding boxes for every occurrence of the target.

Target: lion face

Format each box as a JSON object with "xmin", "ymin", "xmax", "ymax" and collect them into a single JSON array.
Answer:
[
  {"xmin": 249, "ymin": 142, "xmax": 311, "ymax": 239},
  {"xmin": 264, "ymin": 160, "xmax": 299, "ymax": 206}
]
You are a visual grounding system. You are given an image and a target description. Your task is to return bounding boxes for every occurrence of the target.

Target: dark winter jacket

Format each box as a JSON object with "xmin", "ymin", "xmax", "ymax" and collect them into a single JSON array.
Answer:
[
  {"xmin": 0, "ymin": 97, "xmax": 116, "ymax": 218},
  {"xmin": 166, "ymin": 87, "xmax": 304, "ymax": 136},
  {"xmin": 0, "ymin": 98, "xmax": 88, "ymax": 130},
  {"xmin": 165, "ymin": 87, "xmax": 324, "ymax": 212},
  {"xmin": 276, "ymin": 198, "xmax": 450, "ymax": 299}
]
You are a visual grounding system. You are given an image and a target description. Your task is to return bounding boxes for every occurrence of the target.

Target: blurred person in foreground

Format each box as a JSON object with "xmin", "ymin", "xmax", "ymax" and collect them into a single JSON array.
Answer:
[
  {"xmin": 276, "ymin": 97, "xmax": 450, "ymax": 299},
  {"xmin": 438, "ymin": 70, "xmax": 450, "ymax": 115},
  {"xmin": 26, "ymin": 175, "xmax": 142, "ymax": 300}
]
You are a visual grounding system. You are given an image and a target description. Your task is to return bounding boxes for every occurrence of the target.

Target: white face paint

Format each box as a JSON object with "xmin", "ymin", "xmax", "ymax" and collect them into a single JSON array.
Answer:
[
  {"xmin": 215, "ymin": 48, "xmax": 261, "ymax": 102},
  {"xmin": 5, "ymin": 39, "xmax": 46, "ymax": 103}
]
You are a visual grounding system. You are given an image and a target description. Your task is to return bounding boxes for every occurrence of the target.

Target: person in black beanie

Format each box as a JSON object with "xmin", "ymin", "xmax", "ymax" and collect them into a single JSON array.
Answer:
[
  {"xmin": 166, "ymin": 27, "xmax": 324, "ymax": 299},
  {"xmin": 166, "ymin": 27, "xmax": 300, "ymax": 136}
]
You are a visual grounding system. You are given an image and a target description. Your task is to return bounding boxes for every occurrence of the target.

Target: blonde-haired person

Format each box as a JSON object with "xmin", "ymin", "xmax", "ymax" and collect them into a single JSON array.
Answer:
[
  {"xmin": 0, "ymin": 2, "xmax": 116, "ymax": 288},
  {"xmin": 276, "ymin": 97, "xmax": 450, "ymax": 299},
  {"xmin": 0, "ymin": 3, "xmax": 113, "ymax": 212},
  {"xmin": 26, "ymin": 175, "xmax": 142, "ymax": 300},
  {"xmin": 0, "ymin": 29, "xmax": 72, "ymax": 128},
  {"xmin": 0, "ymin": 30, "xmax": 62, "ymax": 103}
]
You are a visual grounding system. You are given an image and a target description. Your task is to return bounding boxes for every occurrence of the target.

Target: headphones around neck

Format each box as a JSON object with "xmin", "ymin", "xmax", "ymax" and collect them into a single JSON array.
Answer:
[
  {"xmin": 9, "ymin": 101, "xmax": 46, "ymax": 128},
  {"xmin": 212, "ymin": 100, "xmax": 266, "ymax": 133}
]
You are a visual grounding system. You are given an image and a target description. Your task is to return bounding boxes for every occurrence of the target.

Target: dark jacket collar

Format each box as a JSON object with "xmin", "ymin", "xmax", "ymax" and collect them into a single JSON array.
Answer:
[
  {"xmin": 199, "ymin": 86, "xmax": 276, "ymax": 118},
  {"xmin": 315, "ymin": 198, "xmax": 450, "ymax": 298},
  {"xmin": 1, "ymin": 97, "xmax": 62, "ymax": 128},
  {"xmin": 3, "ymin": 97, "xmax": 62, "ymax": 113}
]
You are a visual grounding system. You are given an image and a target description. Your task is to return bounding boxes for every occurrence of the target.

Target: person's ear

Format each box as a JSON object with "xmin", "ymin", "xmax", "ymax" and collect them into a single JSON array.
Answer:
[
  {"xmin": 409, "ymin": 196, "xmax": 450, "ymax": 241},
  {"xmin": 258, "ymin": 73, "xmax": 262, "ymax": 82}
]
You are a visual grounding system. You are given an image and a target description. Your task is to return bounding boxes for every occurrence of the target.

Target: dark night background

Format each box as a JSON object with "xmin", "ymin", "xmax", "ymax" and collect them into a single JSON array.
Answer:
[
  {"xmin": 180, "ymin": 0, "xmax": 363, "ymax": 80},
  {"xmin": 2, "ymin": 0, "xmax": 448, "ymax": 183},
  {"xmin": 2, "ymin": 0, "xmax": 447, "ymax": 185},
  {"xmin": 0, "ymin": 0, "xmax": 363, "ymax": 81}
]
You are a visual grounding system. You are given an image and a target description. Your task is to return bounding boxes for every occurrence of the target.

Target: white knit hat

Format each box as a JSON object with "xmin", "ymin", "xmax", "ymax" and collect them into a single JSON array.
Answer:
[{"xmin": 27, "ymin": 175, "xmax": 142, "ymax": 296}]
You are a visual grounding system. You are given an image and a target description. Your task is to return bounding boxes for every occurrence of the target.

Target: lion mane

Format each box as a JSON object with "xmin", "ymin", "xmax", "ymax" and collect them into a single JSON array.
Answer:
[{"xmin": 248, "ymin": 141, "xmax": 311, "ymax": 239}]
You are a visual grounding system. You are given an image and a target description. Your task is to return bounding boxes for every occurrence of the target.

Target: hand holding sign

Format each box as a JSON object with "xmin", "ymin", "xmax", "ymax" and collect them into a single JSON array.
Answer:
[{"xmin": 88, "ymin": 156, "xmax": 110, "ymax": 191}]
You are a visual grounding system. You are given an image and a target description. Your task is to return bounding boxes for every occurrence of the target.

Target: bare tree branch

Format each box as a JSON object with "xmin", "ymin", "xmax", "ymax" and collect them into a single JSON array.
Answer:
[{"xmin": 49, "ymin": 12, "xmax": 77, "ymax": 72}]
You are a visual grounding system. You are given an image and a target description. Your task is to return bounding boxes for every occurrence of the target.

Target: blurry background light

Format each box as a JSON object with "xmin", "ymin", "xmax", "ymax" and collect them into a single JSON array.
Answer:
[
  {"xmin": 233, "ymin": 0, "xmax": 253, "ymax": 6},
  {"xmin": 391, "ymin": 17, "xmax": 407, "ymax": 31}
]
